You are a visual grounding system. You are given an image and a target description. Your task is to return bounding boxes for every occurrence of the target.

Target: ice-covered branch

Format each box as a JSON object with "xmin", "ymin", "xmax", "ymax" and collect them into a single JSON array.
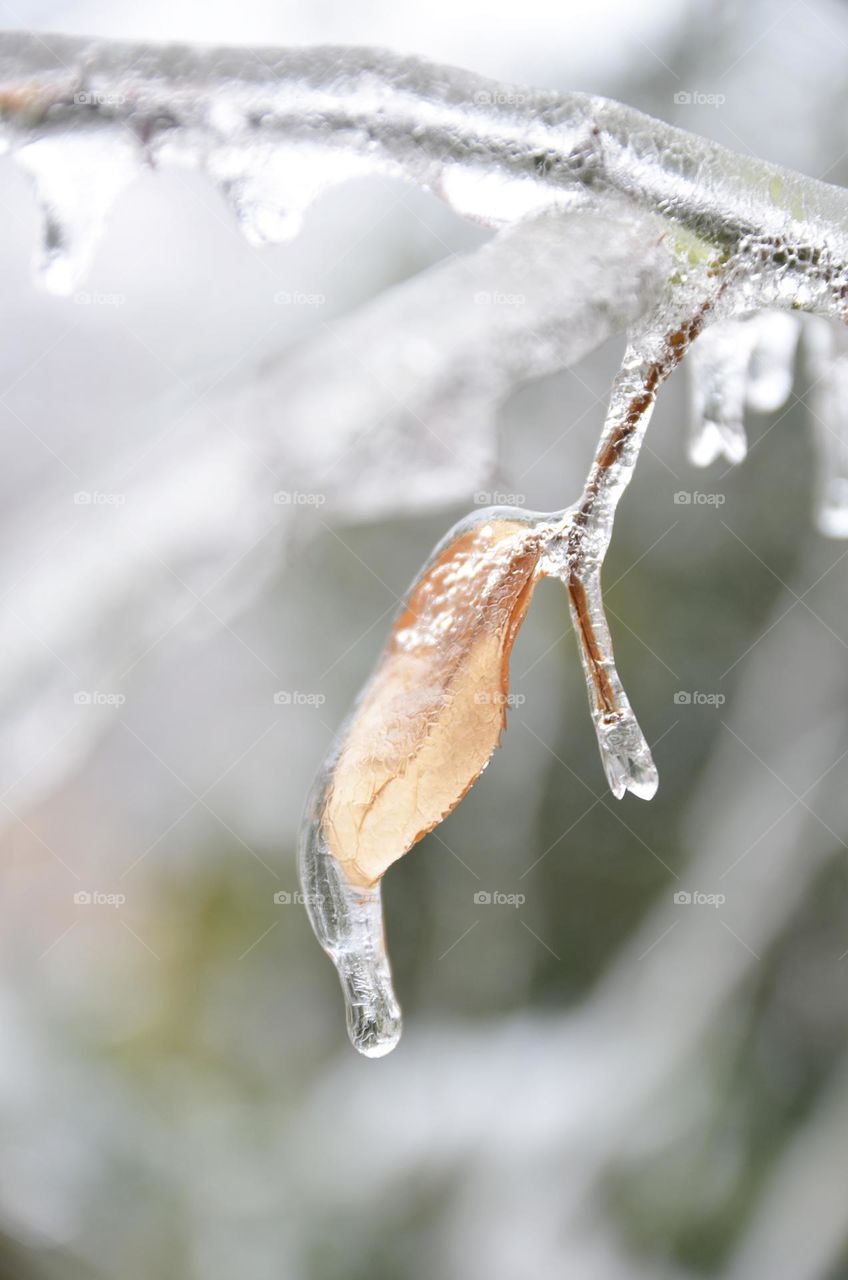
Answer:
[{"xmin": 0, "ymin": 31, "xmax": 846, "ymax": 315}]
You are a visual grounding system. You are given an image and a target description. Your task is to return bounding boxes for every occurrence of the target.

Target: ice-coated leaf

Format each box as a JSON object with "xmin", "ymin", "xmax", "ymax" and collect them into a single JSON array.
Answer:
[
  {"xmin": 299, "ymin": 505, "xmax": 561, "ymax": 1056},
  {"xmin": 321, "ymin": 508, "xmax": 548, "ymax": 888}
]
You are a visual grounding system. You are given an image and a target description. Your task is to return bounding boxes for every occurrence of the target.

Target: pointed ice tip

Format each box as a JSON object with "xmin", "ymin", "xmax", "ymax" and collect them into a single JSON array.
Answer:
[
  {"xmin": 688, "ymin": 421, "xmax": 725, "ymax": 468},
  {"xmin": 719, "ymin": 431, "xmax": 747, "ymax": 467},
  {"xmin": 597, "ymin": 715, "xmax": 658, "ymax": 802},
  {"xmin": 38, "ymin": 252, "xmax": 78, "ymax": 297},
  {"xmin": 602, "ymin": 751, "xmax": 658, "ymax": 801},
  {"xmin": 346, "ymin": 1000, "xmax": 402, "ymax": 1058},
  {"xmin": 688, "ymin": 420, "xmax": 747, "ymax": 469},
  {"xmin": 338, "ymin": 953, "xmax": 402, "ymax": 1058},
  {"xmin": 626, "ymin": 761, "xmax": 659, "ymax": 801}
]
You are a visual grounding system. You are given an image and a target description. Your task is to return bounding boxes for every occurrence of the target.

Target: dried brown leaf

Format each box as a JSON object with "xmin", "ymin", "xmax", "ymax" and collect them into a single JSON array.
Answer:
[{"xmin": 322, "ymin": 514, "xmax": 547, "ymax": 888}]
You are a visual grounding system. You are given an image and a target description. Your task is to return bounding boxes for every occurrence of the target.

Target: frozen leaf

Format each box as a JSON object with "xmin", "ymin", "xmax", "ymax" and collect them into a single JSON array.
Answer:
[
  {"xmin": 300, "ymin": 505, "xmax": 558, "ymax": 1055},
  {"xmin": 323, "ymin": 509, "xmax": 549, "ymax": 889}
]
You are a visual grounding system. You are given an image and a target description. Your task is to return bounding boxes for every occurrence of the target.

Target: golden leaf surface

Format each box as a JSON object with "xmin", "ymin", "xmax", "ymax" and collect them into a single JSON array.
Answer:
[{"xmin": 322, "ymin": 515, "xmax": 547, "ymax": 888}]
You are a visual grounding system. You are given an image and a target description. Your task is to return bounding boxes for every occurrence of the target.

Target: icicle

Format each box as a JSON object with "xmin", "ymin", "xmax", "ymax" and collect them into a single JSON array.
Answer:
[
  {"xmin": 805, "ymin": 318, "xmax": 848, "ymax": 538},
  {"xmin": 299, "ymin": 794, "xmax": 401, "ymax": 1057},
  {"xmin": 687, "ymin": 311, "xmax": 801, "ymax": 468},
  {"xmin": 745, "ymin": 312, "xmax": 801, "ymax": 413},
  {"xmin": 687, "ymin": 320, "xmax": 752, "ymax": 467},
  {"xmin": 15, "ymin": 132, "xmax": 138, "ymax": 295},
  {"xmin": 206, "ymin": 141, "xmax": 375, "ymax": 248}
]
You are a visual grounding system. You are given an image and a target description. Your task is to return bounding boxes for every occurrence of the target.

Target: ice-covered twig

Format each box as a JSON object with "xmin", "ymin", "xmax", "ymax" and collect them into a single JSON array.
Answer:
[{"xmin": 550, "ymin": 278, "xmax": 724, "ymax": 800}]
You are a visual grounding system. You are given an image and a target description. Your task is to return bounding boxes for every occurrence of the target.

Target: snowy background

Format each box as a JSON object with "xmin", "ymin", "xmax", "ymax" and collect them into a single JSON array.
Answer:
[{"xmin": 1, "ymin": 1, "xmax": 848, "ymax": 1278}]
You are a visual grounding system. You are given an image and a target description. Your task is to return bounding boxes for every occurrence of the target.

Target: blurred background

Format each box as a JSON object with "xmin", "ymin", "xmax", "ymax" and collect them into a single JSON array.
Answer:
[{"xmin": 1, "ymin": 1, "xmax": 848, "ymax": 1277}]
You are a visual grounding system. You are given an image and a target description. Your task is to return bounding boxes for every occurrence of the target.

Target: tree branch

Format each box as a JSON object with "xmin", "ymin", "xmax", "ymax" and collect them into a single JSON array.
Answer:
[{"xmin": 0, "ymin": 32, "xmax": 845, "ymax": 316}]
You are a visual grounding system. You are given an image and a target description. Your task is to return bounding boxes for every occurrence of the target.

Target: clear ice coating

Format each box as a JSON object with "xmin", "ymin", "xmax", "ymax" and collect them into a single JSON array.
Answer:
[
  {"xmin": 298, "ymin": 239, "xmax": 841, "ymax": 1052},
  {"xmin": 1, "ymin": 33, "xmax": 847, "ymax": 315},
  {"xmin": 1, "ymin": 33, "xmax": 848, "ymax": 1052},
  {"xmin": 299, "ymin": 779, "xmax": 401, "ymax": 1057},
  {"xmin": 300, "ymin": 492, "xmax": 664, "ymax": 1053}
]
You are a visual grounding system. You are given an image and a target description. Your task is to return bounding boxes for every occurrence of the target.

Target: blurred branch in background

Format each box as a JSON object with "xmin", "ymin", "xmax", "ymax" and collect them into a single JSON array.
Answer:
[{"xmin": 0, "ymin": 209, "xmax": 668, "ymax": 825}]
